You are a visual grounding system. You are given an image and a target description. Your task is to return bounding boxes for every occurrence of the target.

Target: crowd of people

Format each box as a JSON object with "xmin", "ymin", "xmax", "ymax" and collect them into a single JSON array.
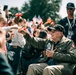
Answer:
[{"xmin": 0, "ymin": 2, "xmax": 76, "ymax": 75}]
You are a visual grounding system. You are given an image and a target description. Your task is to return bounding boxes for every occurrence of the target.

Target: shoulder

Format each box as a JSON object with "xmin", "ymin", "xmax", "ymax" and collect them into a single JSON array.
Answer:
[
  {"xmin": 0, "ymin": 53, "xmax": 14, "ymax": 75},
  {"xmin": 61, "ymin": 17, "xmax": 67, "ymax": 21},
  {"xmin": 58, "ymin": 17, "xmax": 67, "ymax": 24},
  {"xmin": 61, "ymin": 36, "xmax": 75, "ymax": 48},
  {"xmin": 0, "ymin": 53, "xmax": 8, "ymax": 64},
  {"xmin": 62, "ymin": 36, "xmax": 73, "ymax": 43}
]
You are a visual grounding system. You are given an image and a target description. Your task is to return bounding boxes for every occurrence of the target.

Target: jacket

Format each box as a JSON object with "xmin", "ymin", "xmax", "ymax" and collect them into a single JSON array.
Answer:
[
  {"xmin": 58, "ymin": 17, "xmax": 76, "ymax": 37},
  {"xmin": 24, "ymin": 33, "xmax": 76, "ymax": 75},
  {"xmin": 0, "ymin": 53, "xmax": 14, "ymax": 75}
]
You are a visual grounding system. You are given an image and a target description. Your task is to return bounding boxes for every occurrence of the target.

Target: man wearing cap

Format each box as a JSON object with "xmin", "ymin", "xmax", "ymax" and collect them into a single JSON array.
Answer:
[
  {"xmin": 18, "ymin": 24, "xmax": 76, "ymax": 75},
  {"xmin": 58, "ymin": 2, "xmax": 76, "ymax": 39}
]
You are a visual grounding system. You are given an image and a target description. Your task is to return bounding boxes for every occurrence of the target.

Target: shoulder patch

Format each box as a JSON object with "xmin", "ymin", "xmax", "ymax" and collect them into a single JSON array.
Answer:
[{"xmin": 72, "ymin": 43, "xmax": 75, "ymax": 48}]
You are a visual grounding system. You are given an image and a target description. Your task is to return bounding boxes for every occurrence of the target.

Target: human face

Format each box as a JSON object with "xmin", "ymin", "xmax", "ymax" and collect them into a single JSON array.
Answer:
[
  {"xmin": 35, "ymin": 32, "xmax": 39, "ymax": 37},
  {"xmin": 20, "ymin": 21, "xmax": 25, "ymax": 27},
  {"xmin": 67, "ymin": 7, "xmax": 75, "ymax": 16},
  {"xmin": 50, "ymin": 30, "xmax": 63, "ymax": 43},
  {"xmin": 33, "ymin": 30, "xmax": 40, "ymax": 37},
  {"xmin": 0, "ymin": 21, "xmax": 6, "ymax": 27}
]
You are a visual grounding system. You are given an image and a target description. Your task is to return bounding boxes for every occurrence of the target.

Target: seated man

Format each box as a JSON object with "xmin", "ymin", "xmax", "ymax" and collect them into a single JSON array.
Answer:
[
  {"xmin": 18, "ymin": 24, "xmax": 76, "ymax": 75},
  {"xmin": 22, "ymin": 30, "xmax": 47, "ymax": 75}
]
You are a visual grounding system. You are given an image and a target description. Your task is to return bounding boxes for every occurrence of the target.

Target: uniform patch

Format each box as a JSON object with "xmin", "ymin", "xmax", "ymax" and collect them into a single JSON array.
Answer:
[{"xmin": 72, "ymin": 43, "xmax": 75, "ymax": 48}]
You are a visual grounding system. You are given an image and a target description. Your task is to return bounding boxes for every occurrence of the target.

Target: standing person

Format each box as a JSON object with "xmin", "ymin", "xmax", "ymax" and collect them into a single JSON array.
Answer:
[
  {"xmin": 18, "ymin": 24, "xmax": 76, "ymax": 75},
  {"xmin": 58, "ymin": 2, "xmax": 76, "ymax": 39},
  {"xmin": 0, "ymin": 14, "xmax": 8, "ymax": 54},
  {"xmin": 7, "ymin": 17, "xmax": 25, "ymax": 74},
  {"xmin": 0, "ymin": 29, "xmax": 14, "ymax": 75}
]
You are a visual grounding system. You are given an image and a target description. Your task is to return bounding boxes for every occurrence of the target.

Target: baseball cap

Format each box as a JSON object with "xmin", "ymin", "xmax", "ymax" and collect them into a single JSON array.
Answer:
[
  {"xmin": 66, "ymin": 2, "xmax": 75, "ymax": 8},
  {"xmin": 47, "ymin": 24, "xmax": 65, "ymax": 33}
]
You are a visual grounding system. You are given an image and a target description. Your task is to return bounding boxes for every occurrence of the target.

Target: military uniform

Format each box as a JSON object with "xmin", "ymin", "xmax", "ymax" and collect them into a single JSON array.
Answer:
[{"xmin": 24, "ymin": 33, "xmax": 76, "ymax": 75}]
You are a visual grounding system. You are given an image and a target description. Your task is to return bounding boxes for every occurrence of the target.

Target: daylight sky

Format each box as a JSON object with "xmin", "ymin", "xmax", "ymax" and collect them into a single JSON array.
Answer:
[{"xmin": 0, "ymin": 0, "xmax": 76, "ymax": 18}]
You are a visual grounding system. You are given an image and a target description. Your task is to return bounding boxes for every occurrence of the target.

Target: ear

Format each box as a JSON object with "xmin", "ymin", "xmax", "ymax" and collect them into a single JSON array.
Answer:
[
  {"xmin": 73, "ymin": 8, "xmax": 75, "ymax": 11},
  {"xmin": 59, "ymin": 32, "xmax": 63, "ymax": 37}
]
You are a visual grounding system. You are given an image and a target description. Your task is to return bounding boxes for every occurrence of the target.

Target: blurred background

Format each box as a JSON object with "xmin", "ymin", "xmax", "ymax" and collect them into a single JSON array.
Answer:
[{"xmin": 0, "ymin": 0, "xmax": 76, "ymax": 23}]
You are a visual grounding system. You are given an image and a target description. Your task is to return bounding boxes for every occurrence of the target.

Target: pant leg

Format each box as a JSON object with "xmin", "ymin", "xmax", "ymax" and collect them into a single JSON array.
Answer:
[
  {"xmin": 22, "ymin": 59, "xmax": 31, "ymax": 75},
  {"xmin": 26, "ymin": 63, "xmax": 48, "ymax": 75},
  {"xmin": 12, "ymin": 46, "xmax": 22, "ymax": 74},
  {"xmin": 43, "ymin": 65, "xmax": 64, "ymax": 75},
  {"xmin": 8, "ymin": 46, "xmax": 22, "ymax": 74}
]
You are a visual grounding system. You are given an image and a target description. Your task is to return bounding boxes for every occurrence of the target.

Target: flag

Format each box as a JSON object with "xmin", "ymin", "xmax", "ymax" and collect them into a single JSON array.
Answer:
[
  {"xmin": 37, "ymin": 15, "xmax": 43, "ymax": 25},
  {"xmin": 32, "ymin": 15, "xmax": 37, "ymax": 24},
  {"xmin": 47, "ymin": 17, "xmax": 52, "ymax": 23}
]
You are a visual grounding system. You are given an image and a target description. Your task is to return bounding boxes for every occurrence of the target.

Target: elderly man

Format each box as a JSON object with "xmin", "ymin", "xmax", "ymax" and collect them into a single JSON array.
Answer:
[{"xmin": 18, "ymin": 24, "xmax": 76, "ymax": 75}]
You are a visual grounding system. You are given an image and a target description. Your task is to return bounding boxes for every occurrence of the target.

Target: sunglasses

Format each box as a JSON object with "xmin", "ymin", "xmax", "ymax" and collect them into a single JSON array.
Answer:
[{"xmin": 67, "ymin": 8, "xmax": 74, "ymax": 10}]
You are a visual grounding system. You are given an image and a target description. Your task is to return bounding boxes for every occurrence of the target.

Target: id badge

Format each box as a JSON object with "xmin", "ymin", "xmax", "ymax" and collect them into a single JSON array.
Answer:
[
  {"xmin": 67, "ymin": 29, "xmax": 73, "ymax": 39},
  {"xmin": 46, "ymin": 42, "xmax": 52, "ymax": 50}
]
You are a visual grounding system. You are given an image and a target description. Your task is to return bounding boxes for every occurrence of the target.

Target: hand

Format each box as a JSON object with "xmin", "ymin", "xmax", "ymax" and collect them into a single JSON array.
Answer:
[
  {"xmin": 46, "ymin": 50, "xmax": 54, "ymax": 58},
  {"xmin": 11, "ymin": 32, "xmax": 15, "ymax": 38},
  {"xmin": 18, "ymin": 28, "xmax": 26, "ymax": 36},
  {"xmin": 6, "ymin": 32, "xmax": 14, "ymax": 41}
]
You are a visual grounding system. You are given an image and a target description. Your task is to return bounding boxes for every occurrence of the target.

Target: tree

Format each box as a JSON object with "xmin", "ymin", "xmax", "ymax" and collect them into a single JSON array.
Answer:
[
  {"xmin": 45, "ymin": 0, "xmax": 62, "ymax": 22},
  {"xmin": 9, "ymin": 7, "xmax": 20, "ymax": 17},
  {"xmin": 21, "ymin": 2, "xmax": 30, "ymax": 20},
  {"xmin": 29, "ymin": 0, "xmax": 50, "ymax": 21},
  {"xmin": 9, "ymin": 0, "xmax": 62, "ymax": 23},
  {"xmin": 21, "ymin": 0, "xmax": 62, "ymax": 23}
]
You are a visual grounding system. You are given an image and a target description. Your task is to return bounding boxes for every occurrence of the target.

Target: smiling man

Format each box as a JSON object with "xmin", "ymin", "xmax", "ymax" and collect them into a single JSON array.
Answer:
[{"xmin": 18, "ymin": 24, "xmax": 76, "ymax": 75}]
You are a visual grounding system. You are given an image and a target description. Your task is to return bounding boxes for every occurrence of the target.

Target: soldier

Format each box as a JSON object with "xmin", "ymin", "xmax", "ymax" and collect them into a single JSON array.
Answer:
[{"xmin": 18, "ymin": 24, "xmax": 76, "ymax": 75}]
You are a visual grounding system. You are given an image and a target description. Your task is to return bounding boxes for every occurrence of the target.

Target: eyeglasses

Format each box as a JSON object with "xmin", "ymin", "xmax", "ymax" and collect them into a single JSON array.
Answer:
[
  {"xmin": 67, "ymin": 8, "xmax": 74, "ymax": 10},
  {"xmin": 51, "ymin": 30, "xmax": 57, "ymax": 33}
]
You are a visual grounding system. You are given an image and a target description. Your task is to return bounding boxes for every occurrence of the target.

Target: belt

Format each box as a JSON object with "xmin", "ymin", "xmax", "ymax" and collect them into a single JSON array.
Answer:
[
  {"xmin": 13, "ymin": 46, "xmax": 18, "ymax": 48},
  {"xmin": 12, "ymin": 46, "xmax": 22, "ymax": 49}
]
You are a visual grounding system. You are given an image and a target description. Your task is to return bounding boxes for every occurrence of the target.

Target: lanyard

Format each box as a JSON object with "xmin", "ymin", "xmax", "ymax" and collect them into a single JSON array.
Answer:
[
  {"xmin": 67, "ymin": 16, "xmax": 75, "ymax": 29},
  {"xmin": 67, "ymin": 16, "xmax": 76, "ymax": 38}
]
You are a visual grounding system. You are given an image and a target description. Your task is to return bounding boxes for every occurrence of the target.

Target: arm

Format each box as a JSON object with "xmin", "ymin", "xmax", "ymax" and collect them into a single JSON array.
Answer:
[
  {"xmin": 18, "ymin": 28, "xmax": 46, "ymax": 49},
  {"xmin": 24, "ymin": 33, "xmax": 46, "ymax": 49},
  {"xmin": 2, "ymin": 25, "xmax": 18, "ymax": 32}
]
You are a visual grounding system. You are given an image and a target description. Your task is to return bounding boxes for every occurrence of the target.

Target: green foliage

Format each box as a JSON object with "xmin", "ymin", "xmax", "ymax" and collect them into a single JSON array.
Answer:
[
  {"xmin": 9, "ymin": 7, "xmax": 20, "ymax": 17},
  {"xmin": 24, "ymin": 0, "xmax": 62, "ymax": 22},
  {"xmin": 9, "ymin": 0, "xmax": 62, "ymax": 23},
  {"xmin": 21, "ymin": 2, "xmax": 30, "ymax": 20}
]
